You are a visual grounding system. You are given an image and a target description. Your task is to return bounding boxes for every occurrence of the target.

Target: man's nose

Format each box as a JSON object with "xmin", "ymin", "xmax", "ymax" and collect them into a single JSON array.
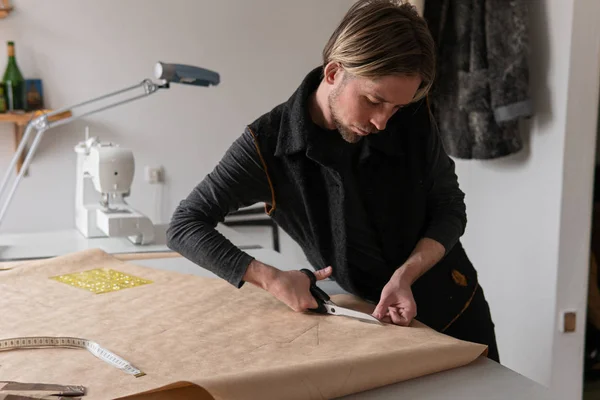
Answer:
[{"xmin": 370, "ymin": 112, "xmax": 390, "ymax": 132}]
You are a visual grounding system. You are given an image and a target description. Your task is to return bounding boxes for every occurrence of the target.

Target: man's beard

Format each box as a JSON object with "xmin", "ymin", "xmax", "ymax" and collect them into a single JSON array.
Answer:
[{"xmin": 328, "ymin": 90, "xmax": 362, "ymax": 144}]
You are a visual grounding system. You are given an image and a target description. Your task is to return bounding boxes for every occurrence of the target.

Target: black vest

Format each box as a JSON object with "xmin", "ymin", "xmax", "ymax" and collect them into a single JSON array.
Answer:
[{"xmin": 247, "ymin": 67, "xmax": 478, "ymax": 332}]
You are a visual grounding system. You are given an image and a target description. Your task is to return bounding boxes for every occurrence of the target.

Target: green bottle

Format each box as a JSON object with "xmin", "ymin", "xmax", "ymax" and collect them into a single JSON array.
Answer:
[
  {"xmin": 0, "ymin": 83, "xmax": 7, "ymax": 113},
  {"xmin": 2, "ymin": 41, "xmax": 24, "ymax": 111}
]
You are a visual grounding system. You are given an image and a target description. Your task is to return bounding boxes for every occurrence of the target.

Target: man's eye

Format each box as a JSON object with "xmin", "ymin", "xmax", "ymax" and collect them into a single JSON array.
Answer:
[{"xmin": 366, "ymin": 97, "xmax": 380, "ymax": 105}]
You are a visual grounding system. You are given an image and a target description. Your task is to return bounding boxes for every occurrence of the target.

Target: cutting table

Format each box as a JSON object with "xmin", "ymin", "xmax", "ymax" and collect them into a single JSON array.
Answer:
[
  {"xmin": 132, "ymin": 248, "xmax": 555, "ymax": 400},
  {"xmin": 0, "ymin": 225, "xmax": 554, "ymax": 399}
]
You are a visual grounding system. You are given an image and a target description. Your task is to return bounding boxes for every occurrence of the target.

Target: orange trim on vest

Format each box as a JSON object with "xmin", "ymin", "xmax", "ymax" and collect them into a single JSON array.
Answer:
[
  {"xmin": 248, "ymin": 127, "xmax": 276, "ymax": 216},
  {"xmin": 451, "ymin": 269, "xmax": 468, "ymax": 287},
  {"xmin": 441, "ymin": 282, "xmax": 479, "ymax": 332}
]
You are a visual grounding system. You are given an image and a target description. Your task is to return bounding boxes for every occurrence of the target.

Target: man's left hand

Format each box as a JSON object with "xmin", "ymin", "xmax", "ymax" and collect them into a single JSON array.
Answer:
[{"xmin": 372, "ymin": 275, "xmax": 417, "ymax": 326}]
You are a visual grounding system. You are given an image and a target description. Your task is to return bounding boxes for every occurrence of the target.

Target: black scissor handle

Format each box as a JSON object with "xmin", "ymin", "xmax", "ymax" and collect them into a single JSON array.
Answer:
[{"xmin": 300, "ymin": 268, "xmax": 330, "ymax": 314}]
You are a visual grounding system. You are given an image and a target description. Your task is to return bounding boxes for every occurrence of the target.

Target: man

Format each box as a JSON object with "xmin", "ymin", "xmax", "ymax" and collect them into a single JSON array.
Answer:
[{"xmin": 167, "ymin": 0, "xmax": 500, "ymax": 362}]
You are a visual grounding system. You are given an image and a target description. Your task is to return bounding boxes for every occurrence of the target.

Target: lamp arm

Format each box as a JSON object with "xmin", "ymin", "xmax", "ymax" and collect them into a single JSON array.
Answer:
[{"xmin": 0, "ymin": 78, "xmax": 167, "ymax": 226}]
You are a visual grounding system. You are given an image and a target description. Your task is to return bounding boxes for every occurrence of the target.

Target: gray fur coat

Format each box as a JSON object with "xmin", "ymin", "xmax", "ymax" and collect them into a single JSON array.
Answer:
[{"xmin": 423, "ymin": 0, "xmax": 532, "ymax": 159}]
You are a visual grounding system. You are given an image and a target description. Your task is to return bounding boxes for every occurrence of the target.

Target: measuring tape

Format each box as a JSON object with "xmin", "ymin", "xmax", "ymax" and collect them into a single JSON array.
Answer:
[{"xmin": 0, "ymin": 336, "xmax": 145, "ymax": 378}]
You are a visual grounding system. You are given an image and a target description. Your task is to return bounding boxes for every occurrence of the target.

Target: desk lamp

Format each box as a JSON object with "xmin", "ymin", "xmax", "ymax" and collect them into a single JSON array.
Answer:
[{"xmin": 0, "ymin": 62, "xmax": 220, "ymax": 232}]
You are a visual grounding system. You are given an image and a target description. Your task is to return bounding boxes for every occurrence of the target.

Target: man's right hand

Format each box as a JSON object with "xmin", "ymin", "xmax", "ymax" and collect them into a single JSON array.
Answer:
[{"xmin": 243, "ymin": 260, "xmax": 333, "ymax": 312}]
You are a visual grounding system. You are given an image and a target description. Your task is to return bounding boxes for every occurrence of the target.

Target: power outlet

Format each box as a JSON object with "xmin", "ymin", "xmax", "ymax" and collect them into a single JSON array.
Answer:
[{"xmin": 145, "ymin": 166, "xmax": 163, "ymax": 184}]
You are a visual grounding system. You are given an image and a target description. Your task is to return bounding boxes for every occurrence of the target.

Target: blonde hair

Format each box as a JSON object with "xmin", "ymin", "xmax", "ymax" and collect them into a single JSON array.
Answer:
[{"xmin": 323, "ymin": 0, "xmax": 435, "ymax": 102}]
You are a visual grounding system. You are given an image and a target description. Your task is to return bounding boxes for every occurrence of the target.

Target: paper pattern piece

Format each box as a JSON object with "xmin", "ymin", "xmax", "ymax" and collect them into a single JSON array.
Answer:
[
  {"xmin": 0, "ymin": 249, "xmax": 487, "ymax": 399},
  {"xmin": 50, "ymin": 268, "xmax": 153, "ymax": 294}
]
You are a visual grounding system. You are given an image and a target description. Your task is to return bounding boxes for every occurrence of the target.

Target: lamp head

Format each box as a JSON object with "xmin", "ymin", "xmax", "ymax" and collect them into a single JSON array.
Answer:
[{"xmin": 154, "ymin": 62, "xmax": 220, "ymax": 87}]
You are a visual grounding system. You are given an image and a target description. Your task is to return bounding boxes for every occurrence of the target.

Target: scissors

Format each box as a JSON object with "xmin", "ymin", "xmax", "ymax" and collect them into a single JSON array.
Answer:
[{"xmin": 300, "ymin": 268, "xmax": 383, "ymax": 325}]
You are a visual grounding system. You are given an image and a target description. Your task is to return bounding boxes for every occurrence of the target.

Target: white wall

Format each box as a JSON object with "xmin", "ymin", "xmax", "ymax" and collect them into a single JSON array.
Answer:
[
  {"xmin": 453, "ymin": 0, "xmax": 600, "ymax": 397},
  {"xmin": 0, "ymin": 0, "xmax": 354, "ymax": 233}
]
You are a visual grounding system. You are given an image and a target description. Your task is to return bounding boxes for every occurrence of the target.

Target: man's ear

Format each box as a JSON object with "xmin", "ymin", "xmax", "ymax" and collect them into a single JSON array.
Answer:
[{"xmin": 323, "ymin": 62, "xmax": 343, "ymax": 85}]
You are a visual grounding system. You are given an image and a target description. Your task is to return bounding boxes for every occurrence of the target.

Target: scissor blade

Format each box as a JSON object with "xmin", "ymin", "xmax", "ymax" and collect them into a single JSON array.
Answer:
[{"xmin": 324, "ymin": 304, "xmax": 383, "ymax": 325}]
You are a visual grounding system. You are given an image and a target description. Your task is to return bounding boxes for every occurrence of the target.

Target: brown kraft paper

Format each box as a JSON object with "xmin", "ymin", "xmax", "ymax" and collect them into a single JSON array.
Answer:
[{"xmin": 0, "ymin": 248, "xmax": 487, "ymax": 399}]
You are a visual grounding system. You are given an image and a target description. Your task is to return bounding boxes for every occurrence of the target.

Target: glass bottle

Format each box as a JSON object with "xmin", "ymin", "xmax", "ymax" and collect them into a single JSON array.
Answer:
[
  {"xmin": 2, "ymin": 41, "xmax": 24, "ymax": 111},
  {"xmin": 0, "ymin": 83, "xmax": 7, "ymax": 113}
]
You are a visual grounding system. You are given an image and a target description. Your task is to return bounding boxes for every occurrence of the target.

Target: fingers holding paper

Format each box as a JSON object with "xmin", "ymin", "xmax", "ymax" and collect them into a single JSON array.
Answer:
[{"xmin": 372, "ymin": 278, "xmax": 417, "ymax": 326}]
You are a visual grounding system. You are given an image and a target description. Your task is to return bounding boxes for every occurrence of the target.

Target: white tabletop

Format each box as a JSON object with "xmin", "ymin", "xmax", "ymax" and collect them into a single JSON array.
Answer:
[
  {"xmin": 0, "ymin": 223, "xmax": 260, "ymax": 261},
  {"xmin": 339, "ymin": 355, "xmax": 554, "ymax": 399},
  {"xmin": 130, "ymin": 249, "xmax": 555, "ymax": 400}
]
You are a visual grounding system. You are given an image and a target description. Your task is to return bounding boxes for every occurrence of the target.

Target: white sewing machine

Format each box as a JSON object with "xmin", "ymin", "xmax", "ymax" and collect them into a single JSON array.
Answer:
[{"xmin": 74, "ymin": 133, "xmax": 155, "ymax": 245}]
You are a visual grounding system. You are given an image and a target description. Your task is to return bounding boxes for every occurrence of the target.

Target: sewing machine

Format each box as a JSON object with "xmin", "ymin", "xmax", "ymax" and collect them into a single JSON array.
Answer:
[{"xmin": 74, "ymin": 133, "xmax": 154, "ymax": 245}]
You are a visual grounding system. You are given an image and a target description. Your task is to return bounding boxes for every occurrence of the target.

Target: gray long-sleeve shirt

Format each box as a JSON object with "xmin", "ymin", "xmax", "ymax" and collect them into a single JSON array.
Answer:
[
  {"xmin": 167, "ymin": 122, "xmax": 465, "ymax": 292},
  {"xmin": 166, "ymin": 131, "xmax": 270, "ymax": 287}
]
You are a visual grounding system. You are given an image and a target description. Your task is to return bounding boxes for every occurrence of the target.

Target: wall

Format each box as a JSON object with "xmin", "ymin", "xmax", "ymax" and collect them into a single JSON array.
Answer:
[
  {"xmin": 452, "ymin": 0, "xmax": 600, "ymax": 396},
  {"xmin": 0, "ymin": 0, "xmax": 354, "ymax": 234}
]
